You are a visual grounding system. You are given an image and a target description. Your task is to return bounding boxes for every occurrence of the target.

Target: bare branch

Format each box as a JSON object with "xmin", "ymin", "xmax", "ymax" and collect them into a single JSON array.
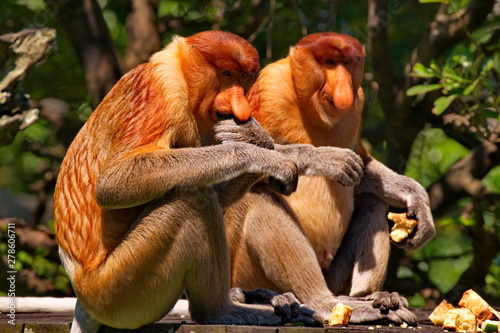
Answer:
[
  {"xmin": 428, "ymin": 140, "xmax": 500, "ymax": 216},
  {"xmin": 367, "ymin": 0, "xmax": 396, "ymax": 117},
  {"xmin": 266, "ymin": 0, "xmax": 276, "ymax": 61},
  {"xmin": 0, "ymin": 28, "xmax": 56, "ymax": 145},
  {"xmin": 123, "ymin": 0, "xmax": 161, "ymax": 72},
  {"xmin": 52, "ymin": 0, "xmax": 124, "ymax": 107}
]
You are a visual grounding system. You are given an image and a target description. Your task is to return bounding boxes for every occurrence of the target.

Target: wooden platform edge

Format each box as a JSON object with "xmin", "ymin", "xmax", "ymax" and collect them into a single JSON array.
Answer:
[{"xmin": 0, "ymin": 308, "xmax": 445, "ymax": 333}]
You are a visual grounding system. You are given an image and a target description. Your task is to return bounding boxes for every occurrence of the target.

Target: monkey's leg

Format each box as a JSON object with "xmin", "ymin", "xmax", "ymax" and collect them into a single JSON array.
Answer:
[
  {"xmin": 228, "ymin": 188, "xmax": 416, "ymax": 324},
  {"xmin": 178, "ymin": 188, "xmax": 321, "ymax": 327},
  {"xmin": 323, "ymin": 193, "xmax": 411, "ymax": 313},
  {"xmin": 65, "ymin": 192, "xmax": 205, "ymax": 331},
  {"xmin": 227, "ymin": 185, "xmax": 336, "ymax": 320},
  {"xmin": 325, "ymin": 193, "xmax": 389, "ymax": 296},
  {"xmin": 69, "ymin": 300, "xmax": 101, "ymax": 333},
  {"xmin": 69, "ymin": 188, "xmax": 303, "ymax": 331}
]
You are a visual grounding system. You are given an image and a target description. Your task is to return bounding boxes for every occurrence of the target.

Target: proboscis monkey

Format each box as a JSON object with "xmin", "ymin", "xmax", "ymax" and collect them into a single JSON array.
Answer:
[
  {"xmin": 53, "ymin": 31, "xmax": 331, "ymax": 332},
  {"xmin": 222, "ymin": 32, "xmax": 435, "ymax": 323}
]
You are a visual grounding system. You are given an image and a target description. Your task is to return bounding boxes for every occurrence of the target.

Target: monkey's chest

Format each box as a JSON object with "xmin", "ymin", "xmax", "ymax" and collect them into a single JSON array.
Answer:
[{"xmin": 285, "ymin": 176, "xmax": 354, "ymax": 269}]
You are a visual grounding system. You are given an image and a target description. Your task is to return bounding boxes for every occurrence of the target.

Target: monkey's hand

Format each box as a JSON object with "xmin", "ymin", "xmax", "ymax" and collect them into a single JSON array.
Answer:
[
  {"xmin": 275, "ymin": 144, "xmax": 364, "ymax": 187},
  {"xmin": 215, "ymin": 118, "xmax": 299, "ymax": 195},
  {"xmin": 392, "ymin": 178, "xmax": 434, "ymax": 251},
  {"xmin": 355, "ymin": 157, "xmax": 435, "ymax": 251},
  {"xmin": 230, "ymin": 287, "xmax": 323, "ymax": 327},
  {"xmin": 214, "ymin": 117, "xmax": 275, "ymax": 150}
]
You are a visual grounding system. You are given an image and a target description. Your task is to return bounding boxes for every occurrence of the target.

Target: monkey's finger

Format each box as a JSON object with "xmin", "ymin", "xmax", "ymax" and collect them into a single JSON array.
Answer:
[
  {"xmin": 289, "ymin": 306, "xmax": 324, "ymax": 327},
  {"xmin": 229, "ymin": 287, "xmax": 246, "ymax": 303},
  {"xmin": 282, "ymin": 292, "xmax": 301, "ymax": 317},
  {"xmin": 344, "ymin": 161, "xmax": 364, "ymax": 184},
  {"xmin": 368, "ymin": 291, "xmax": 391, "ymax": 313},
  {"xmin": 389, "ymin": 292, "xmax": 406, "ymax": 310},
  {"xmin": 397, "ymin": 293, "xmax": 409, "ymax": 309},
  {"xmin": 214, "ymin": 132, "xmax": 246, "ymax": 144},
  {"xmin": 350, "ymin": 305, "xmax": 386, "ymax": 323},
  {"xmin": 387, "ymin": 308, "xmax": 417, "ymax": 326}
]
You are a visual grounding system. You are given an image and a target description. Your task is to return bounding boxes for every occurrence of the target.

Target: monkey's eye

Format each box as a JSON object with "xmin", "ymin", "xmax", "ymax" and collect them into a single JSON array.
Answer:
[
  {"xmin": 325, "ymin": 59, "xmax": 336, "ymax": 65},
  {"xmin": 242, "ymin": 72, "xmax": 248, "ymax": 78},
  {"xmin": 345, "ymin": 59, "xmax": 353, "ymax": 65},
  {"xmin": 222, "ymin": 70, "xmax": 231, "ymax": 77}
]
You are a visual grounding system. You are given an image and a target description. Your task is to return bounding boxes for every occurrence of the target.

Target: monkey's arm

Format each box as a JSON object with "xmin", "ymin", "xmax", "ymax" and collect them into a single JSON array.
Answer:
[
  {"xmin": 95, "ymin": 143, "xmax": 297, "ymax": 209},
  {"xmin": 214, "ymin": 118, "xmax": 364, "ymax": 188},
  {"xmin": 355, "ymin": 156, "xmax": 435, "ymax": 251}
]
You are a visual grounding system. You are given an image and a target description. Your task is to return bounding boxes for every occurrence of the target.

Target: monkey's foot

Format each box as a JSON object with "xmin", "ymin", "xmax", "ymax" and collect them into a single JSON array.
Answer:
[
  {"xmin": 230, "ymin": 287, "xmax": 323, "ymax": 326},
  {"xmin": 333, "ymin": 295, "xmax": 417, "ymax": 325},
  {"xmin": 362, "ymin": 291, "xmax": 410, "ymax": 312}
]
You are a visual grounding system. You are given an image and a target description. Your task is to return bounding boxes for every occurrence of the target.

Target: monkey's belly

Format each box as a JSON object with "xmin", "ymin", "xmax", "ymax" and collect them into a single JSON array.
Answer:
[{"xmin": 285, "ymin": 176, "xmax": 354, "ymax": 269}]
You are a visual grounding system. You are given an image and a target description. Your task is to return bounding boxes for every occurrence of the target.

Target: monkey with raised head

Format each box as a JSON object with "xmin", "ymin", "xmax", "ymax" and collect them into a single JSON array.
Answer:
[
  {"xmin": 220, "ymin": 32, "xmax": 435, "ymax": 323},
  {"xmin": 53, "ymin": 31, "xmax": 346, "ymax": 332}
]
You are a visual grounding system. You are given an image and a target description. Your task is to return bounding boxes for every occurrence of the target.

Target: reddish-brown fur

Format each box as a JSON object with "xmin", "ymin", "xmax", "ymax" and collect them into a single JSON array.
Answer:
[
  {"xmin": 54, "ymin": 31, "xmax": 321, "ymax": 332},
  {"xmin": 55, "ymin": 63, "xmax": 172, "ymax": 272}
]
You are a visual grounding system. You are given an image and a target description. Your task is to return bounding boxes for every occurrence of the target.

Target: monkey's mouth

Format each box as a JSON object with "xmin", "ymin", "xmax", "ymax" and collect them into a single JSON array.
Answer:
[
  {"xmin": 323, "ymin": 96, "xmax": 339, "ymax": 114},
  {"xmin": 215, "ymin": 112, "xmax": 236, "ymax": 122}
]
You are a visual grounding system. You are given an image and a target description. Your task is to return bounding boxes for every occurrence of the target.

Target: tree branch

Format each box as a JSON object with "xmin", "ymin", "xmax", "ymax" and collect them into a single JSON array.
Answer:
[
  {"xmin": 0, "ymin": 28, "xmax": 56, "ymax": 145},
  {"xmin": 123, "ymin": 0, "xmax": 161, "ymax": 72},
  {"xmin": 409, "ymin": 0, "xmax": 495, "ymax": 71},
  {"xmin": 367, "ymin": 0, "xmax": 396, "ymax": 117},
  {"xmin": 428, "ymin": 140, "xmax": 500, "ymax": 216},
  {"xmin": 52, "ymin": 0, "xmax": 124, "ymax": 107}
]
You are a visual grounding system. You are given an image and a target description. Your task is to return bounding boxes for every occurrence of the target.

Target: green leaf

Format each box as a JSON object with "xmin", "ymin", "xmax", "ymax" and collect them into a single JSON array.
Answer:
[
  {"xmin": 463, "ymin": 79, "xmax": 480, "ymax": 96},
  {"xmin": 480, "ymin": 58, "xmax": 494, "ymax": 75},
  {"xmin": 411, "ymin": 63, "xmax": 435, "ymax": 78},
  {"xmin": 407, "ymin": 84, "xmax": 443, "ymax": 96},
  {"xmin": 442, "ymin": 67, "xmax": 466, "ymax": 82},
  {"xmin": 433, "ymin": 95, "xmax": 457, "ymax": 115},
  {"xmin": 429, "ymin": 60, "xmax": 441, "ymax": 73},
  {"xmin": 483, "ymin": 109, "xmax": 500, "ymax": 121}
]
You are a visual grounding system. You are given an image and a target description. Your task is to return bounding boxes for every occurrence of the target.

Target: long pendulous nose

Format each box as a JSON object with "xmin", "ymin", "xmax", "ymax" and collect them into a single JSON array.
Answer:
[
  {"xmin": 229, "ymin": 85, "xmax": 252, "ymax": 122},
  {"xmin": 329, "ymin": 66, "xmax": 354, "ymax": 112}
]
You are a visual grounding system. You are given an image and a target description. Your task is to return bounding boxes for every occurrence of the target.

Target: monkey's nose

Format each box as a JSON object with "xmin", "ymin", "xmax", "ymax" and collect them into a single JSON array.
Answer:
[
  {"xmin": 333, "ymin": 86, "xmax": 354, "ymax": 112},
  {"xmin": 229, "ymin": 86, "xmax": 252, "ymax": 122},
  {"xmin": 329, "ymin": 67, "xmax": 354, "ymax": 112}
]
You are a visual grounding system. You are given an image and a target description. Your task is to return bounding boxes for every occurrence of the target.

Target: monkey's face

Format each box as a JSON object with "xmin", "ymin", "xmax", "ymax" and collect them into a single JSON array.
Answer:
[
  {"xmin": 291, "ymin": 33, "xmax": 365, "ymax": 124},
  {"xmin": 211, "ymin": 69, "xmax": 256, "ymax": 122},
  {"xmin": 316, "ymin": 53, "xmax": 363, "ymax": 116}
]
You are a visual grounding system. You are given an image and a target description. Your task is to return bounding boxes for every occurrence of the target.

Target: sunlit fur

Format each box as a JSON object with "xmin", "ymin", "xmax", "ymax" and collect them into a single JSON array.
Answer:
[
  {"xmin": 227, "ymin": 32, "xmax": 434, "ymax": 322},
  {"xmin": 53, "ymin": 31, "xmax": 302, "ymax": 331},
  {"xmin": 55, "ymin": 36, "xmax": 194, "ymax": 273},
  {"xmin": 246, "ymin": 33, "xmax": 367, "ymax": 269}
]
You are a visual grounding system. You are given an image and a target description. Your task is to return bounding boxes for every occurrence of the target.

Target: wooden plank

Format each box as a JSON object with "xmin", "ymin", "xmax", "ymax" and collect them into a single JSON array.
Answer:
[
  {"xmin": 0, "ymin": 323, "xmax": 23, "ymax": 333},
  {"xmin": 24, "ymin": 323, "xmax": 70, "ymax": 333},
  {"xmin": 0, "ymin": 308, "xmax": 457, "ymax": 333}
]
